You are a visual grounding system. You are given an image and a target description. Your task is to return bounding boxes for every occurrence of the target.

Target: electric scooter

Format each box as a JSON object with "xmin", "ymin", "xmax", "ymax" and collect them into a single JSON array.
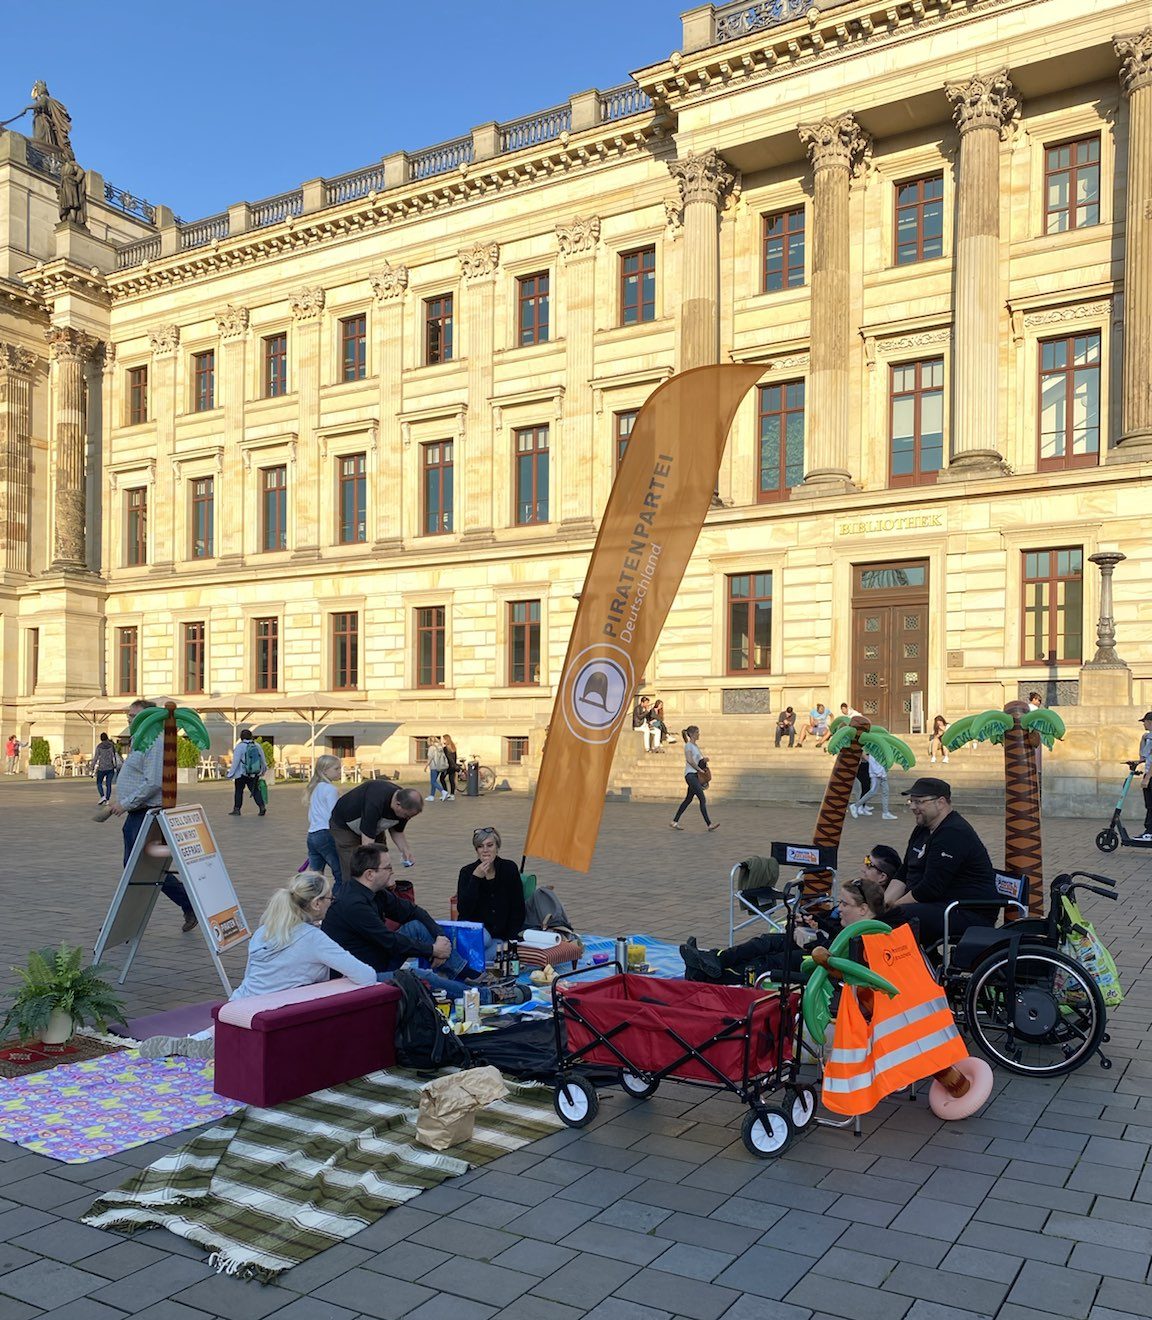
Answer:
[{"xmin": 1095, "ymin": 761, "xmax": 1152, "ymax": 852}]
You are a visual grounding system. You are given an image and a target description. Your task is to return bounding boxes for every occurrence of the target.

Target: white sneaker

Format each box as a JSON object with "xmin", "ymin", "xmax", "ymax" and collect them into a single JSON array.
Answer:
[
  {"xmin": 882, "ymin": 812, "xmax": 898, "ymax": 820},
  {"xmin": 943, "ymin": 757, "xmax": 949, "ymax": 764},
  {"xmin": 930, "ymin": 756, "xmax": 936, "ymax": 764},
  {"xmin": 444, "ymin": 794, "xmax": 455, "ymax": 801},
  {"xmin": 138, "ymin": 1035, "xmax": 215, "ymax": 1061},
  {"xmin": 1138, "ymin": 833, "xmax": 1152, "ymax": 842},
  {"xmin": 860, "ymin": 807, "xmax": 874, "ymax": 815},
  {"xmin": 848, "ymin": 803, "xmax": 859, "ymax": 818}
]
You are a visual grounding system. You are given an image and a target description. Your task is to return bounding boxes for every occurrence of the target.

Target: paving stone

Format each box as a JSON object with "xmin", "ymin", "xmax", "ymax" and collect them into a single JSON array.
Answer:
[
  {"xmin": 1067, "ymin": 1241, "xmax": 1149, "ymax": 1282},
  {"xmin": 174, "ymin": 1275, "xmax": 298, "ymax": 1319},
  {"xmin": 711, "ymin": 1245, "xmax": 815, "ymax": 1301},
  {"xmin": 836, "ymin": 1224, "xmax": 948, "ymax": 1268},
  {"xmin": 971, "ymin": 1199, "xmax": 1049, "ymax": 1231},
  {"xmin": 355, "ymin": 1241, "xmax": 449, "ymax": 1284},
  {"xmin": 1065, "ymin": 1164, "xmax": 1140, "ymax": 1198},
  {"xmin": 888, "ymin": 1196, "xmax": 975, "ymax": 1243},
  {"xmin": 815, "ymin": 1170, "xmax": 919, "ymax": 1205},
  {"xmin": 2, "ymin": 1178, "xmax": 92, "ymax": 1213},
  {"xmin": 625, "ymin": 1181, "xmax": 728, "ymax": 1216},
  {"xmin": 904, "ymin": 1304, "xmax": 997, "ymax": 1320},
  {"xmin": 811, "ymin": 1246, "xmax": 894, "ymax": 1287},
  {"xmin": 706, "ymin": 1198, "xmax": 786, "ymax": 1232},
  {"xmin": 417, "ymin": 1259, "xmax": 535, "ymax": 1309},
  {"xmin": 459, "ymin": 1172, "xmax": 554, "ymax": 1207},
  {"xmin": 519, "ymin": 1158, "xmax": 598, "ymax": 1188},
  {"xmin": 344, "ymin": 1206, "xmax": 437, "ymax": 1252},
  {"xmin": 260, "ymin": 1298, "xmax": 362, "ymax": 1320},
  {"xmin": 823, "ymin": 1194, "xmax": 900, "ymax": 1227},
  {"xmin": 1045, "ymin": 1209, "xmax": 1152, "ymax": 1255},
  {"xmin": 0, "ymin": 1207, "xmax": 64, "ymax": 1242},
  {"xmin": 488, "ymin": 1241, "xmax": 576, "ymax": 1279},
  {"xmin": 449, "ymin": 1197, "xmax": 525, "ymax": 1229},
  {"xmin": 555, "ymin": 1169, "xmax": 646, "ymax": 1208},
  {"xmin": 502, "ymin": 1198, "xmax": 600, "ymax": 1243},
  {"xmin": 786, "ymin": 1275, "xmax": 912, "ymax": 1320},
  {"xmin": 1081, "ymin": 1136, "xmax": 1150, "ymax": 1170},
  {"xmin": 38, "ymin": 1301, "xmax": 129, "ymax": 1320},
  {"xmin": 490, "ymin": 1297, "xmax": 584, "ymax": 1320},
  {"xmin": 560, "ymin": 1221, "xmax": 667, "ymax": 1266},
  {"xmin": 0, "ymin": 1296, "xmax": 40, "ymax": 1320},
  {"xmin": 678, "ymin": 1159, "xmax": 761, "ymax": 1196},
  {"xmin": 0, "ymin": 1246, "xmax": 38, "ymax": 1278},
  {"xmin": 654, "ymin": 1212, "xmax": 761, "ymax": 1255},
  {"xmin": 1006, "ymin": 1260, "xmax": 1102, "ymax": 1320},
  {"xmin": 916, "ymin": 1168, "xmax": 998, "ymax": 1208},
  {"xmin": 581, "ymin": 1301, "xmax": 674, "ymax": 1320},
  {"xmin": 593, "ymin": 1200, "xmax": 672, "ymax": 1232},
  {"xmin": 1094, "ymin": 1277, "xmax": 1152, "ymax": 1316},
  {"xmin": 738, "ymin": 1178, "xmax": 841, "ymax": 1215},
  {"xmin": 1088, "ymin": 1194, "xmax": 1152, "ymax": 1228},
  {"xmin": 612, "ymin": 1267, "xmax": 742, "ymax": 1320},
  {"xmin": 649, "ymin": 1242, "xmax": 736, "ymax": 1282},
  {"xmin": 940, "ymin": 1242, "xmax": 1023, "ymax": 1284},
  {"xmin": 0, "ymin": 1259, "xmax": 107, "ymax": 1310},
  {"xmin": 761, "ymin": 1208, "xmax": 847, "ymax": 1257},
  {"xmin": 9, "ymin": 1221, "xmax": 115, "ymax": 1266},
  {"xmin": 883, "ymin": 1261, "xmax": 1010, "ymax": 1314},
  {"xmin": 626, "ymin": 1155, "xmax": 701, "ymax": 1183},
  {"xmin": 715, "ymin": 1298, "xmax": 813, "ymax": 1320},
  {"xmin": 957, "ymin": 1221, "xmax": 1073, "ymax": 1265},
  {"xmin": 632, "ymin": 1134, "xmax": 725, "ymax": 1166},
  {"xmin": 81, "ymin": 1241, "xmax": 170, "ymax": 1281},
  {"xmin": 87, "ymin": 1257, "xmax": 218, "ymax": 1312},
  {"xmin": 403, "ymin": 1186, "xmax": 476, "ymax": 1215},
  {"xmin": 312, "ymin": 1268, "xmax": 435, "ymax": 1319},
  {"xmin": 989, "ymin": 1179, "xmax": 1094, "ymax": 1215},
  {"xmin": 528, "ymin": 1255, "xmax": 639, "ymax": 1310}
]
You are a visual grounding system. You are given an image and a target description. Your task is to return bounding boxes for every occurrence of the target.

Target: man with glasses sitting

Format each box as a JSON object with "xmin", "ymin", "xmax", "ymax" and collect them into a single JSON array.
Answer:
[{"xmin": 884, "ymin": 776, "xmax": 997, "ymax": 946}]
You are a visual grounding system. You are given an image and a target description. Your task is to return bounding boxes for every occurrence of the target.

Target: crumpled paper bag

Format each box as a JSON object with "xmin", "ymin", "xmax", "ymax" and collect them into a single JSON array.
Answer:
[{"xmin": 415, "ymin": 1066, "xmax": 508, "ymax": 1150}]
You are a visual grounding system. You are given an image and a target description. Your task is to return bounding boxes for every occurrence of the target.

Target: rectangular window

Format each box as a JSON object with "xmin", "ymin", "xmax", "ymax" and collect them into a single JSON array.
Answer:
[
  {"xmin": 1022, "ymin": 548, "xmax": 1083, "ymax": 665},
  {"xmin": 126, "ymin": 487, "xmax": 148, "ymax": 566},
  {"xmin": 254, "ymin": 617, "xmax": 279, "ymax": 691},
  {"xmin": 416, "ymin": 606, "xmax": 446, "ymax": 689},
  {"xmin": 757, "ymin": 381, "xmax": 805, "ymax": 501},
  {"xmin": 331, "ymin": 611, "xmax": 359, "ymax": 690},
  {"xmin": 620, "ymin": 246, "xmax": 656, "ymax": 325},
  {"xmin": 192, "ymin": 350, "xmax": 215, "ymax": 412},
  {"xmin": 762, "ymin": 207, "xmax": 805, "ymax": 292},
  {"xmin": 127, "ymin": 365, "xmax": 148, "ymax": 426},
  {"xmin": 1044, "ymin": 135, "xmax": 1100, "ymax": 234},
  {"xmin": 424, "ymin": 295, "xmax": 454, "ymax": 364},
  {"xmin": 505, "ymin": 736, "xmax": 530, "ymax": 765},
  {"xmin": 421, "ymin": 441, "xmax": 454, "ymax": 535},
  {"xmin": 182, "ymin": 621, "xmax": 206, "ymax": 694},
  {"xmin": 514, "ymin": 425, "xmax": 550, "ymax": 526},
  {"xmin": 413, "ymin": 735, "xmax": 433, "ymax": 763},
  {"xmin": 890, "ymin": 358, "xmax": 944, "ymax": 487},
  {"xmin": 263, "ymin": 332, "xmax": 288, "ymax": 397},
  {"xmin": 260, "ymin": 465, "xmax": 288, "ymax": 551},
  {"xmin": 517, "ymin": 272, "xmax": 550, "ymax": 346},
  {"xmin": 338, "ymin": 452, "xmax": 367, "ymax": 544},
  {"xmin": 1038, "ymin": 333, "xmax": 1101, "ymax": 470},
  {"xmin": 615, "ymin": 410, "xmax": 637, "ymax": 468},
  {"xmin": 190, "ymin": 476, "xmax": 214, "ymax": 559},
  {"xmin": 727, "ymin": 573, "xmax": 772, "ymax": 674},
  {"xmin": 894, "ymin": 174, "xmax": 944, "ymax": 265},
  {"xmin": 28, "ymin": 627, "xmax": 39, "ymax": 695},
  {"xmin": 117, "ymin": 626, "xmax": 138, "ymax": 696},
  {"xmin": 508, "ymin": 600, "xmax": 541, "ymax": 686},
  {"xmin": 340, "ymin": 314, "xmax": 367, "ymax": 382}
]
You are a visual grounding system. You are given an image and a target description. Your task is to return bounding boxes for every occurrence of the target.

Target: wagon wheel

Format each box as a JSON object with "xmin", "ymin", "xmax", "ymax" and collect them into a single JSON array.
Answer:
[
  {"xmin": 741, "ymin": 1105, "xmax": 793, "ymax": 1158},
  {"xmin": 554, "ymin": 1074, "xmax": 599, "ymax": 1127},
  {"xmin": 786, "ymin": 1084, "xmax": 819, "ymax": 1132},
  {"xmin": 619, "ymin": 1071, "xmax": 659, "ymax": 1099}
]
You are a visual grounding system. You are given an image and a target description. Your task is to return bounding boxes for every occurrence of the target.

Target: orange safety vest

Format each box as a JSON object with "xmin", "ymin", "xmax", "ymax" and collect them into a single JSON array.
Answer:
[{"xmin": 821, "ymin": 924, "xmax": 968, "ymax": 1116}]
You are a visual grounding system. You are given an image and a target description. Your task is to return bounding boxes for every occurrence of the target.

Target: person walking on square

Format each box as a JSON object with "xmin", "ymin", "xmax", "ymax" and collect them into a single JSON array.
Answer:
[
  {"xmin": 91, "ymin": 731, "xmax": 122, "ymax": 805},
  {"xmin": 227, "ymin": 729, "xmax": 267, "ymax": 816},
  {"xmin": 304, "ymin": 754, "xmax": 345, "ymax": 896},
  {"xmin": 441, "ymin": 733, "xmax": 459, "ymax": 800},
  {"xmin": 851, "ymin": 752, "xmax": 897, "ymax": 820},
  {"xmin": 1137, "ymin": 711, "xmax": 1152, "ymax": 842},
  {"xmin": 775, "ymin": 707, "xmax": 796, "ymax": 748},
  {"xmin": 670, "ymin": 725, "xmax": 719, "ymax": 832},
  {"xmin": 5, "ymin": 734, "xmax": 18, "ymax": 774},
  {"xmin": 928, "ymin": 714, "xmax": 950, "ymax": 764},
  {"xmin": 426, "ymin": 737, "xmax": 449, "ymax": 802}
]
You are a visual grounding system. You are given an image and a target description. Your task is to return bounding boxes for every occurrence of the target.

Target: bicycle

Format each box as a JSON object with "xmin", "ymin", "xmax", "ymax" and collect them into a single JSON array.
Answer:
[{"xmin": 454, "ymin": 760, "xmax": 496, "ymax": 794}]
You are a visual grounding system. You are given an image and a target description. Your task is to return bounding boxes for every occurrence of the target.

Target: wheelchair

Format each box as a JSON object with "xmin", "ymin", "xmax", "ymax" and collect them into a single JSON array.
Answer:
[{"xmin": 937, "ymin": 871, "xmax": 1117, "ymax": 1078}]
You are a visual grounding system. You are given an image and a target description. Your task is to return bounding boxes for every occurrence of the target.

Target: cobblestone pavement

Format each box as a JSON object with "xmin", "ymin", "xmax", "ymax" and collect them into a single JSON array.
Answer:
[{"xmin": 0, "ymin": 775, "xmax": 1150, "ymax": 1319}]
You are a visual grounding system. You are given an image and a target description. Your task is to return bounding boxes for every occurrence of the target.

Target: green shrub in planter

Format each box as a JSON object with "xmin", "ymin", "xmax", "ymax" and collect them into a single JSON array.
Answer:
[
  {"xmin": 1, "ymin": 944, "xmax": 126, "ymax": 1045},
  {"xmin": 29, "ymin": 737, "xmax": 51, "ymax": 766},
  {"xmin": 176, "ymin": 736, "xmax": 203, "ymax": 768}
]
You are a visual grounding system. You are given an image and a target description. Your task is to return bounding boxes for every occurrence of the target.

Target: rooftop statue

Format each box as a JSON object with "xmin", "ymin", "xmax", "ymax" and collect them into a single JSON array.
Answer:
[
  {"xmin": 0, "ymin": 82, "xmax": 73, "ymax": 154},
  {"xmin": 58, "ymin": 152, "xmax": 87, "ymax": 226}
]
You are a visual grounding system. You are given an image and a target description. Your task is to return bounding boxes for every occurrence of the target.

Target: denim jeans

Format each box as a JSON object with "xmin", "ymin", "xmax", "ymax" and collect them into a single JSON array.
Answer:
[
  {"xmin": 376, "ymin": 918, "xmax": 479, "ymax": 1002},
  {"xmin": 306, "ymin": 828, "xmax": 344, "ymax": 895},
  {"xmin": 673, "ymin": 772, "xmax": 712, "ymax": 826},
  {"xmin": 96, "ymin": 769, "xmax": 115, "ymax": 801},
  {"xmin": 122, "ymin": 808, "xmax": 192, "ymax": 914}
]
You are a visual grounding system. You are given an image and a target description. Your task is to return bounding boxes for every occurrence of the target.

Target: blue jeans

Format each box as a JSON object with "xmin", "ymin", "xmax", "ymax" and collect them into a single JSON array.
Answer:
[
  {"xmin": 375, "ymin": 919, "xmax": 476, "ymax": 1002},
  {"xmin": 306, "ymin": 828, "xmax": 343, "ymax": 895},
  {"xmin": 429, "ymin": 768, "xmax": 443, "ymax": 799},
  {"xmin": 673, "ymin": 772, "xmax": 712, "ymax": 826},
  {"xmin": 96, "ymin": 769, "xmax": 115, "ymax": 801},
  {"xmin": 122, "ymin": 808, "xmax": 192, "ymax": 915}
]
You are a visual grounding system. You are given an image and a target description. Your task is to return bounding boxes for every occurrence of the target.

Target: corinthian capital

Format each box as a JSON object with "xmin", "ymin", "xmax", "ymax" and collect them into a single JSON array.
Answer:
[
  {"xmin": 668, "ymin": 149, "xmax": 739, "ymax": 210},
  {"xmin": 149, "ymin": 324, "xmax": 180, "ymax": 357},
  {"xmin": 291, "ymin": 287, "xmax": 326, "ymax": 321},
  {"xmin": 798, "ymin": 114, "xmax": 872, "ymax": 177},
  {"xmin": 370, "ymin": 262, "xmax": 409, "ymax": 301},
  {"xmin": 944, "ymin": 71, "xmax": 1021, "ymax": 138},
  {"xmin": 0, "ymin": 340, "xmax": 37, "ymax": 376},
  {"xmin": 216, "ymin": 304, "xmax": 250, "ymax": 339},
  {"xmin": 1116, "ymin": 29, "xmax": 1152, "ymax": 97},
  {"xmin": 47, "ymin": 325, "xmax": 97, "ymax": 364},
  {"xmin": 556, "ymin": 215, "xmax": 600, "ymax": 258},
  {"xmin": 459, "ymin": 241, "xmax": 500, "ymax": 280}
]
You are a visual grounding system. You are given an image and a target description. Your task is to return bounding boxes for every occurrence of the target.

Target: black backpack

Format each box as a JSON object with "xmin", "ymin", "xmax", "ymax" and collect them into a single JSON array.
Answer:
[{"xmin": 391, "ymin": 969, "xmax": 469, "ymax": 1072}]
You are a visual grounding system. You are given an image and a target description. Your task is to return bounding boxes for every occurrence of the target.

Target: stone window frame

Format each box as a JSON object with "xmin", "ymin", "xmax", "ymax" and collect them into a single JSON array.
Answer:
[
  {"xmin": 402, "ymin": 586, "xmax": 456, "ymax": 695},
  {"xmin": 239, "ymin": 435, "xmax": 296, "ymax": 558},
  {"xmin": 412, "ymin": 600, "xmax": 449, "ymax": 692},
  {"xmin": 489, "ymin": 580, "xmax": 552, "ymax": 697},
  {"xmin": 124, "ymin": 361, "xmax": 150, "ymax": 428},
  {"xmin": 888, "ymin": 355, "xmax": 946, "ymax": 488},
  {"xmin": 256, "ymin": 327, "xmax": 291, "ymax": 400},
  {"xmin": 756, "ymin": 377, "xmax": 807, "ymax": 503},
  {"xmin": 761, "ymin": 204, "xmax": 807, "ymax": 293},
  {"xmin": 891, "ymin": 172, "xmax": 946, "ymax": 267},
  {"xmin": 706, "ymin": 549, "xmax": 787, "ymax": 689},
  {"xmin": 420, "ymin": 438, "xmax": 455, "ymax": 537},
  {"xmin": 325, "ymin": 298, "xmax": 372, "ymax": 387},
  {"xmin": 185, "ymin": 344, "xmax": 219, "ymax": 415},
  {"xmin": 115, "ymin": 623, "xmax": 140, "ymax": 697},
  {"xmin": 857, "ymin": 325, "xmax": 952, "ymax": 490},
  {"xmin": 167, "ymin": 605, "xmax": 212, "ymax": 696},
  {"xmin": 998, "ymin": 521, "xmax": 1101, "ymax": 676},
  {"xmin": 239, "ymin": 601, "xmax": 286, "ymax": 695},
  {"xmin": 171, "ymin": 448, "xmax": 223, "ymax": 564},
  {"xmin": 618, "ymin": 244, "xmax": 657, "ymax": 326},
  {"xmin": 589, "ymin": 366, "xmax": 673, "ymax": 515},
  {"xmin": 724, "ymin": 570, "xmax": 775, "ymax": 676},
  {"xmin": 499, "ymin": 252, "xmax": 558, "ymax": 355},
  {"xmin": 490, "ymin": 388, "xmax": 564, "ymax": 534},
  {"xmin": 107, "ymin": 461, "xmax": 156, "ymax": 572},
  {"xmin": 1023, "ymin": 103, "xmax": 1114, "ymax": 242},
  {"xmin": 180, "ymin": 619, "xmax": 208, "ymax": 695},
  {"xmin": 329, "ymin": 608, "xmax": 361, "ymax": 692},
  {"xmin": 1019, "ymin": 546, "xmax": 1086, "ymax": 668},
  {"xmin": 866, "ymin": 142, "xmax": 953, "ymax": 276},
  {"xmin": 422, "ymin": 292, "xmax": 455, "ymax": 366},
  {"xmin": 316, "ymin": 423, "xmax": 377, "ymax": 551}
]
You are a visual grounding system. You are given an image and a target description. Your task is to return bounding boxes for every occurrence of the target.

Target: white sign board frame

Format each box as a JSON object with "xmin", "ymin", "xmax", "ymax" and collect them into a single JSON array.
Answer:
[{"xmin": 93, "ymin": 804, "xmax": 250, "ymax": 994}]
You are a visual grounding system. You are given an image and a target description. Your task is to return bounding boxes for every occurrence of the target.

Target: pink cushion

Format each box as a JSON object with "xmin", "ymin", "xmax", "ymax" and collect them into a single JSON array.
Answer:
[{"xmin": 217, "ymin": 976, "xmax": 366, "ymax": 1029}]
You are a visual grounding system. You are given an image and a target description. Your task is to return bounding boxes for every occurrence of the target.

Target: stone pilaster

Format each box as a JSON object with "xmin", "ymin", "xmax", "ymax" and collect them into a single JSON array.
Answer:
[
  {"xmin": 148, "ymin": 324, "xmax": 180, "ymax": 568},
  {"xmin": 941, "ymin": 71, "xmax": 1019, "ymax": 481},
  {"xmin": 47, "ymin": 325, "xmax": 98, "ymax": 570},
  {"xmin": 460, "ymin": 243, "xmax": 498, "ymax": 541},
  {"xmin": 290, "ymin": 287, "xmax": 325, "ymax": 558},
  {"xmin": 370, "ymin": 266, "xmax": 406, "ymax": 550},
  {"xmin": 215, "ymin": 305, "xmax": 249, "ymax": 562},
  {"xmin": 794, "ymin": 114, "xmax": 870, "ymax": 498},
  {"xmin": 1111, "ymin": 29, "xmax": 1152, "ymax": 462},
  {"xmin": 558, "ymin": 215, "xmax": 600, "ymax": 529},
  {"xmin": 667, "ymin": 150, "xmax": 739, "ymax": 370},
  {"xmin": 0, "ymin": 342, "xmax": 36, "ymax": 575}
]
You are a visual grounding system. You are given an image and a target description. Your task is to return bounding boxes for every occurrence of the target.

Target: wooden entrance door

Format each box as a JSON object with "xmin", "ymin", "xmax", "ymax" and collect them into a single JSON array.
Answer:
[{"xmin": 850, "ymin": 560, "xmax": 930, "ymax": 733}]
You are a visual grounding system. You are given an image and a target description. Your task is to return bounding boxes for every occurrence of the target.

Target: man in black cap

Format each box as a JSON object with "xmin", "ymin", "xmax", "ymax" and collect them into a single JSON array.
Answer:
[
  {"xmin": 884, "ymin": 776, "xmax": 997, "ymax": 945},
  {"xmin": 1138, "ymin": 711, "xmax": 1152, "ymax": 841}
]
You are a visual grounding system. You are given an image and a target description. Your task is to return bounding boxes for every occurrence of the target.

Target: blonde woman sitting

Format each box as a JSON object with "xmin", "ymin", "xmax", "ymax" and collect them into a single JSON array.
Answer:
[{"xmin": 139, "ymin": 871, "xmax": 376, "ymax": 1060}]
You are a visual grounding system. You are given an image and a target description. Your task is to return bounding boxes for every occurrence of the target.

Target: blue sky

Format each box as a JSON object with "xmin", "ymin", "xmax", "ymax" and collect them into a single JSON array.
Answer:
[{"xmin": 1, "ymin": 1, "xmax": 683, "ymax": 221}]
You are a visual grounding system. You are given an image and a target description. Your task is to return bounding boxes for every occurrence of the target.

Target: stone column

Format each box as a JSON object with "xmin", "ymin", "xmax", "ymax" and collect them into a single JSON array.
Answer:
[
  {"xmin": 795, "ymin": 114, "xmax": 870, "ymax": 498},
  {"xmin": 215, "ymin": 305, "xmax": 249, "ymax": 562},
  {"xmin": 1112, "ymin": 30, "xmax": 1152, "ymax": 462},
  {"xmin": 148, "ymin": 324, "xmax": 180, "ymax": 568},
  {"xmin": 668, "ymin": 150, "xmax": 738, "ymax": 370},
  {"xmin": 460, "ymin": 242, "xmax": 499, "ymax": 542},
  {"xmin": 941, "ymin": 71, "xmax": 1019, "ymax": 480},
  {"xmin": 290, "ymin": 287, "xmax": 325, "ymax": 559},
  {"xmin": 1080, "ymin": 551, "xmax": 1132, "ymax": 705},
  {"xmin": 48, "ymin": 325, "xmax": 97, "ymax": 570},
  {"xmin": 557, "ymin": 215, "xmax": 600, "ymax": 530},
  {"xmin": 371, "ymin": 263, "xmax": 407, "ymax": 550},
  {"xmin": 0, "ymin": 342, "xmax": 36, "ymax": 575}
]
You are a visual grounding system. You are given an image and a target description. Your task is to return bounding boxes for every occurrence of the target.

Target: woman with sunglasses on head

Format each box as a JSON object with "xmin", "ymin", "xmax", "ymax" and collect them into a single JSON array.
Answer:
[{"xmin": 456, "ymin": 826, "xmax": 527, "ymax": 964}]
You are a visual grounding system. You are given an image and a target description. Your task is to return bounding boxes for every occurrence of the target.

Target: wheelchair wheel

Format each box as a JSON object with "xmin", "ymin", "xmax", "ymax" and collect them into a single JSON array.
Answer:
[
  {"xmin": 554, "ymin": 1075, "xmax": 599, "ymax": 1126},
  {"xmin": 1095, "ymin": 829, "xmax": 1120, "ymax": 854},
  {"xmin": 741, "ymin": 1105, "xmax": 793, "ymax": 1158},
  {"xmin": 619, "ymin": 1071, "xmax": 659, "ymax": 1099},
  {"xmin": 964, "ymin": 944, "xmax": 1105, "ymax": 1077}
]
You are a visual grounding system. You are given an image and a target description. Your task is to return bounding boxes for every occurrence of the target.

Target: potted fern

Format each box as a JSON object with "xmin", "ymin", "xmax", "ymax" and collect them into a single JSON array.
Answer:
[
  {"xmin": 27, "ymin": 736, "xmax": 53, "ymax": 780},
  {"xmin": 1, "ymin": 945, "xmax": 126, "ymax": 1045}
]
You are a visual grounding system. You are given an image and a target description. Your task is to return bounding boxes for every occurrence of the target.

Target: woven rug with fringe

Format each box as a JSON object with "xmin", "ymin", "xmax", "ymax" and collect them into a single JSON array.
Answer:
[{"xmin": 83, "ymin": 1068, "xmax": 562, "ymax": 1281}]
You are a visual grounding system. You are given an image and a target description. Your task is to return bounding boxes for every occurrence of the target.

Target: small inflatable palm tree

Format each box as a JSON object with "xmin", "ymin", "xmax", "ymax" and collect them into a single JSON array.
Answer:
[
  {"xmin": 802, "ymin": 717, "xmax": 916, "ymax": 902},
  {"xmin": 943, "ymin": 699, "xmax": 1065, "ymax": 916},
  {"xmin": 130, "ymin": 703, "xmax": 211, "ymax": 808}
]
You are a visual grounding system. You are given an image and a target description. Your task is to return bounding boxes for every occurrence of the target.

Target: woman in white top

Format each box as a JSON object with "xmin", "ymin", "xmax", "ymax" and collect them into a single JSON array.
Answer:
[
  {"xmin": 305, "ymin": 754, "xmax": 344, "ymax": 894},
  {"xmin": 138, "ymin": 870, "xmax": 376, "ymax": 1060},
  {"xmin": 670, "ymin": 725, "xmax": 719, "ymax": 832}
]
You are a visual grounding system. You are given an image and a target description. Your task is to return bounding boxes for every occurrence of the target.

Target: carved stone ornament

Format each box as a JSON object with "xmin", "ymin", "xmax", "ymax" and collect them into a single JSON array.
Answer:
[
  {"xmin": 216, "ymin": 304, "xmax": 250, "ymax": 339},
  {"xmin": 668, "ymin": 149, "xmax": 739, "ymax": 210},
  {"xmin": 944, "ymin": 71, "xmax": 1021, "ymax": 139},
  {"xmin": 101, "ymin": 341, "xmax": 117, "ymax": 373},
  {"xmin": 370, "ymin": 263, "xmax": 409, "ymax": 301},
  {"xmin": 798, "ymin": 114, "xmax": 872, "ymax": 177},
  {"xmin": 556, "ymin": 215, "xmax": 601, "ymax": 258},
  {"xmin": 0, "ymin": 340, "xmax": 37, "ymax": 376},
  {"xmin": 46, "ymin": 325, "xmax": 97, "ymax": 363},
  {"xmin": 459, "ymin": 241, "xmax": 500, "ymax": 280},
  {"xmin": 1115, "ymin": 29, "xmax": 1152, "ymax": 97},
  {"xmin": 1023, "ymin": 299, "xmax": 1112, "ymax": 328},
  {"xmin": 148, "ymin": 324, "xmax": 180, "ymax": 357},
  {"xmin": 290, "ymin": 287, "xmax": 326, "ymax": 321}
]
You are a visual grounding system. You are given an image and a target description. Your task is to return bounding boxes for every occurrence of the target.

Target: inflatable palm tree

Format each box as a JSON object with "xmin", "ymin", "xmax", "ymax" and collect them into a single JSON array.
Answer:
[
  {"xmin": 803, "ymin": 716, "xmax": 916, "ymax": 902},
  {"xmin": 129, "ymin": 702, "xmax": 211, "ymax": 808},
  {"xmin": 942, "ymin": 699, "xmax": 1065, "ymax": 916}
]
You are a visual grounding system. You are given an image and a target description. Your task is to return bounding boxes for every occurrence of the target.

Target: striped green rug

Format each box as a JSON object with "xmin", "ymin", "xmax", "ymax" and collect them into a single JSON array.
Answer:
[{"xmin": 83, "ymin": 1068, "xmax": 562, "ymax": 1280}]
